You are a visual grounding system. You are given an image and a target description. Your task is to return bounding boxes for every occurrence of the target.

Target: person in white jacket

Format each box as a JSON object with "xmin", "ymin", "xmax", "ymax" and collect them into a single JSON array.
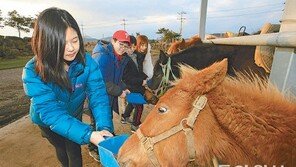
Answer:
[
  {"xmin": 134, "ymin": 35, "xmax": 159, "ymax": 105},
  {"xmin": 143, "ymin": 43, "xmax": 154, "ymax": 79}
]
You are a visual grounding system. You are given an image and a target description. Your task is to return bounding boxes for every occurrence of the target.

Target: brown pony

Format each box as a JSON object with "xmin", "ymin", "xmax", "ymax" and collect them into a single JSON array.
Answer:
[
  {"xmin": 118, "ymin": 59, "xmax": 296, "ymax": 167},
  {"xmin": 167, "ymin": 35, "xmax": 202, "ymax": 55}
]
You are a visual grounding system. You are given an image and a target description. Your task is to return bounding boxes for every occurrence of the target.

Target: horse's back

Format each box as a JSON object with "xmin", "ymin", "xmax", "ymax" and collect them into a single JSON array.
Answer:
[{"xmin": 175, "ymin": 43, "xmax": 268, "ymax": 78}]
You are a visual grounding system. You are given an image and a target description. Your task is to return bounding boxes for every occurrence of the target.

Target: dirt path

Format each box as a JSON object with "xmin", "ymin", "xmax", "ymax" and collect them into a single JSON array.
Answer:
[
  {"xmin": 0, "ymin": 67, "xmax": 154, "ymax": 166},
  {"xmin": 0, "ymin": 68, "xmax": 30, "ymax": 128}
]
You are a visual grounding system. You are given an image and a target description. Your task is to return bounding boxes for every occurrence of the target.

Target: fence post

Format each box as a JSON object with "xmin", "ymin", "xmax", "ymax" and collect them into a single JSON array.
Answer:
[{"xmin": 269, "ymin": 0, "xmax": 296, "ymax": 96}]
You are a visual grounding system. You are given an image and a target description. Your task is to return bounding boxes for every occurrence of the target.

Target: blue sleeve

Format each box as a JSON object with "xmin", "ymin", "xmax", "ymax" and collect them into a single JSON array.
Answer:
[
  {"xmin": 85, "ymin": 55, "xmax": 114, "ymax": 132},
  {"xmin": 92, "ymin": 44, "xmax": 114, "ymax": 84},
  {"xmin": 22, "ymin": 65, "xmax": 92, "ymax": 145}
]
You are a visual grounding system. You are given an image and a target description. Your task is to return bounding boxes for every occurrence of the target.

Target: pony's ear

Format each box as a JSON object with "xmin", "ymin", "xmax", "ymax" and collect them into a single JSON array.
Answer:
[
  {"xmin": 176, "ymin": 59, "xmax": 228, "ymax": 95},
  {"xmin": 180, "ymin": 39, "xmax": 185, "ymax": 46},
  {"xmin": 159, "ymin": 50, "xmax": 169, "ymax": 64}
]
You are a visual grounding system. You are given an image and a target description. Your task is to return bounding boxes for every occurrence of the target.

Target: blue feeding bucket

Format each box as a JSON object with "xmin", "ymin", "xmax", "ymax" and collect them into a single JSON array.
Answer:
[
  {"xmin": 126, "ymin": 93, "xmax": 147, "ymax": 104},
  {"xmin": 98, "ymin": 134, "xmax": 129, "ymax": 167}
]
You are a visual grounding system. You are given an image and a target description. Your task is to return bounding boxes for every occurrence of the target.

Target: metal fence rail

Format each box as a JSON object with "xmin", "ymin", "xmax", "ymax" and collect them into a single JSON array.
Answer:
[{"xmin": 203, "ymin": 32, "xmax": 296, "ymax": 48}]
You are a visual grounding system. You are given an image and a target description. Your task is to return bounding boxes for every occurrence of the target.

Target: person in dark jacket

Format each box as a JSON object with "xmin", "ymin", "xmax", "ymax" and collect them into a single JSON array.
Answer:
[
  {"xmin": 22, "ymin": 8, "xmax": 113, "ymax": 167},
  {"xmin": 121, "ymin": 36, "xmax": 148, "ymax": 132}
]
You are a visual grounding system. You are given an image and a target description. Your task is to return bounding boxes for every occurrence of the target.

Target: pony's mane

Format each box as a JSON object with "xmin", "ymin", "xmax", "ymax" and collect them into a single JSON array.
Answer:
[
  {"xmin": 175, "ymin": 64, "xmax": 296, "ymax": 103},
  {"xmin": 226, "ymin": 73, "xmax": 296, "ymax": 103}
]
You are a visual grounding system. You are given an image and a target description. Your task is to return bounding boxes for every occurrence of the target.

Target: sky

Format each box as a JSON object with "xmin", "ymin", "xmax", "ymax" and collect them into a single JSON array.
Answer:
[{"xmin": 0, "ymin": 0, "xmax": 285, "ymax": 40}]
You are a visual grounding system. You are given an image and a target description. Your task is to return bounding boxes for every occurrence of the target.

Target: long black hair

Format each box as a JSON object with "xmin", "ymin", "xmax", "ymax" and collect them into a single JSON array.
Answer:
[{"xmin": 32, "ymin": 7, "xmax": 85, "ymax": 91}]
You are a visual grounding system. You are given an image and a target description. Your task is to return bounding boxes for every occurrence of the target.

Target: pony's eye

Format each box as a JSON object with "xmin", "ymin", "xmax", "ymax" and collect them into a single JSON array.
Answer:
[{"xmin": 158, "ymin": 107, "xmax": 168, "ymax": 113}]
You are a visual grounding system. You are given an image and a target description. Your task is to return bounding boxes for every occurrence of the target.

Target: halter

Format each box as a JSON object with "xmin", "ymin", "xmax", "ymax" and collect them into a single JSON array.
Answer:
[
  {"xmin": 136, "ymin": 95, "xmax": 208, "ymax": 166},
  {"xmin": 155, "ymin": 57, "xmax": 178, "ymax": 97}
]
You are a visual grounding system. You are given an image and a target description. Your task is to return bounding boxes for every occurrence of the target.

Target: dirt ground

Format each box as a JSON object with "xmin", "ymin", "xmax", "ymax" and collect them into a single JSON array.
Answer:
[
  {"xmin": 0, "ymin": 68, "xmax": 30, "ymax": 128},
  {"xmin": 0, "ymin": 67, "xmax": 154, "ymax": 167}
]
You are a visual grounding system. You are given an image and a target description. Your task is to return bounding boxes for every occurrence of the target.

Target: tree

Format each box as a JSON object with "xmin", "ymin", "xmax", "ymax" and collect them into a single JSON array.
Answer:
[
  {"xmin": 156, "ymin": 28, "xmax": 181, "ymax": 42},
  {"xmin": 5, "ymin": 10, "xmax": 34, "ymax": 38}
]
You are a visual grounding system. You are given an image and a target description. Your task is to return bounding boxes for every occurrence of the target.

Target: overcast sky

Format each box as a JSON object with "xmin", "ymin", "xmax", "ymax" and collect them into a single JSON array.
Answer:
[{"xmin": 0, "ymin": 0, "xmax": 285, "ymax": 39}]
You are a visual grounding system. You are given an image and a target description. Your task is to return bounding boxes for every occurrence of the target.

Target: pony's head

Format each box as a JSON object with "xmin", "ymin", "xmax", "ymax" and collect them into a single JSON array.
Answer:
[
  {"xmin": 118, "ymin": 59, "xmax": 228, "ymax": 167},
  {"xmin": 167, "ymin": 39, "xmax": 185, "ymax": 55},
  {"xmin": 147, "ymin": 50, "xmax": 169, "ymax": 90}
]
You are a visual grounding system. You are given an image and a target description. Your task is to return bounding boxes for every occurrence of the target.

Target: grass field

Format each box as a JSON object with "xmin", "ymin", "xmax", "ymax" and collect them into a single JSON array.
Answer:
[{"xmin": 0, "ymin": 56, "xmax": 33, "ymax": 70}]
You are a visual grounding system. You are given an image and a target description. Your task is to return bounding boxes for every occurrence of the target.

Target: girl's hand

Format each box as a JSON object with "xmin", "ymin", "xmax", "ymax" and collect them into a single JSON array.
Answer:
[
  {"xmin": 90, "ymin": 130, "xmax": 113, "ymax": 145},
  {"xmin": 142, "ymin": 79, "xmax": 147, "ymax": 86},
  {"xmin": 120, "ymin": 89, "xmax": 130, "ymax": 98},
  {"xmin": 124, "ymin": 89, "xmax": 130, "ymax": 94}
]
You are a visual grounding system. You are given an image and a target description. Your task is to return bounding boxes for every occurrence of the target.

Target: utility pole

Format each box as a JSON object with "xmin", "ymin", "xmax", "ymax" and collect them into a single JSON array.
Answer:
[
  {"xmin": 121, "ymin": 19, "xmax": 127, "ymax": 30},
  {"xmin": 80, "ymin": 23, "xmax": 84, "ymax": 38},
  {"xmin": 177, "ymin": 11, "xmax": 186, "ymax": 37},
  {"xmin": 199, "ymin": 0, "xmax": 208, "ymax": 40}
]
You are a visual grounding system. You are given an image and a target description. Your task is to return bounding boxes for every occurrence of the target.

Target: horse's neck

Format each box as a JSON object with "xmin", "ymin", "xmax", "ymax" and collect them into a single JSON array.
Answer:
[
  {"xmin": 205, "ymin": 83, "xmax": 296, "ymax": 165},
  {"xmin": 201, "ymin": 87, "xmax": 257, "ymax": 165},
  {"xmin": 193, "ymin": 90, "xmax": 253, "ymax": 166}
]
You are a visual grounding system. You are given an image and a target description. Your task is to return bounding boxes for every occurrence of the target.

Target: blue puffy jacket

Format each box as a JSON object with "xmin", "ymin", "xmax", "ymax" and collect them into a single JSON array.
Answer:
[
  {"xmin": 92, "ymin": 41, "xmax": 129, "ymax": 113},
  {"xmin": 22, "ymin": 54, "xmax": 113, "ymax": 145}
]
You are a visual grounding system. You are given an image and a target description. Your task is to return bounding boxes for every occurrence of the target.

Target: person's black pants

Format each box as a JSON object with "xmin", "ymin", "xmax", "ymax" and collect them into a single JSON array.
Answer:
[
  {"xmin": 39, "ymin": 126, "xmax": 82, "ymax": 167},
  {"xmin": 123, "ymin": 103, "xmax": 143, "ymax": 126},
  {"xmin": 122, "ymin": 103, "xmax": 135, "ymax": 118},
  {"xmin": 133, "ymin": 104, "xmax": 143, "ymax": 126}
]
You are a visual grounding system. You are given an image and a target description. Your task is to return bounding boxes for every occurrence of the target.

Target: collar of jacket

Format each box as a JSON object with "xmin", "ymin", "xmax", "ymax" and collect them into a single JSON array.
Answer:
[
  {"xmin": 67, "ymin": 58, "xmax": 84, "ymax": 78},
  {"xmin": 114, "ymin": 50, "xmax": 123, "ymax": 61}
]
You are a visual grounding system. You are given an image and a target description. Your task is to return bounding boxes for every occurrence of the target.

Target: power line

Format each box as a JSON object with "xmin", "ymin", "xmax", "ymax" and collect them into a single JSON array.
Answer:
[
  {"xmin": 80, "ymin": 23, "xmax": 84, "ymax": 37},
  {"xmin": 80, "ymin": 3, "xmax": 283, "ymax": 30},
  {"xmin": 209, "ymin": 2, "xmax": 284, "ymax": 13},
  {"xmin": 186, "ymin": 2, "xmax": 284, "ymax": 14},
  {"xmin": 83, "ymin": 18, "xmax": 176, "ymax": 29},
  {"xmin": 208, "ymin": 9, "xmax": 283, "ymax": 19},
  {"xmin": 187, "ymin": 9, "xmax": 282, "ymax": 20}
]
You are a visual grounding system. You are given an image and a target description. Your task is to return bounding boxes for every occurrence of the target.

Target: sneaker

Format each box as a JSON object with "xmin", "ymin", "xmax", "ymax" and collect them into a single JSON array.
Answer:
[
  {"xmin": 88, "ymin": 149, "xmax": 100, "ymax": 162},
  {"xmin": 121, "ymin": 117, "xmax": 132, "ymax": 124},
  {"xmin": 88, "ymin": 145, "xmax": 100, "ymax": 162},
  {"xmin": 131, "ymin": 124, "xmax": 139, "ymax": 133}
]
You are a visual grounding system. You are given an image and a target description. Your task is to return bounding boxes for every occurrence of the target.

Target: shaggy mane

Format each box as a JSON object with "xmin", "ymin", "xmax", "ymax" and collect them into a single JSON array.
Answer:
[{"xmin": 176, "ymin": 64, "xmax": 295, "ymax": 103}]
